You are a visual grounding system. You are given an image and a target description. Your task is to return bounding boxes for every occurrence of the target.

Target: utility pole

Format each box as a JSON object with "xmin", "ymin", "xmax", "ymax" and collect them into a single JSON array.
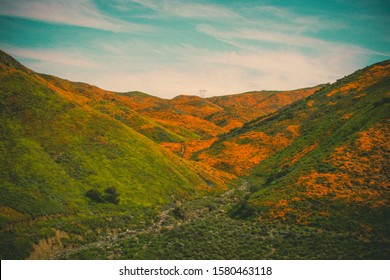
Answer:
[{"xmin": 199, "ymin": 89, "xmax": 207, "ymax": 98}]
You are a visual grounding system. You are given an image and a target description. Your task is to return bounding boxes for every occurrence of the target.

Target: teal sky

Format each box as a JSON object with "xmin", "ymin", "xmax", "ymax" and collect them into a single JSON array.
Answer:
[{"xmin": 0, "ymin": 0, "xmax": 389, "ymax": 98}]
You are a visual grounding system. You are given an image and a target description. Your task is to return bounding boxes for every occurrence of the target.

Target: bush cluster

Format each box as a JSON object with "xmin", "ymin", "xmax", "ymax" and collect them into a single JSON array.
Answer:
[{"xmin": 85, "ymin": 187, "xmax": 120, "ymax": 204}]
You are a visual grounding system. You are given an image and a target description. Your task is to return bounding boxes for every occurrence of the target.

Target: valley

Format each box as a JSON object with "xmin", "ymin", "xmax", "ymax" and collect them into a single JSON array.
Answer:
[{"xmin": 0, "ymin": 50, "xmax": 389, "ymax": 259}]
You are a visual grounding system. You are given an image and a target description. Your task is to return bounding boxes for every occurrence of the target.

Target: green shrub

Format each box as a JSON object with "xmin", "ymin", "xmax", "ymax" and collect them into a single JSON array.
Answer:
[
  {"xmin": 85, "ymin": 189, "xmax": 104, "ymax": 203},
  {"xmin": 104, "ymin": 187, "xmax": 120, "ymax": 205},
  {"xmin": 85, "ymin": 187, "xmax": 120, "ymax": 205}
]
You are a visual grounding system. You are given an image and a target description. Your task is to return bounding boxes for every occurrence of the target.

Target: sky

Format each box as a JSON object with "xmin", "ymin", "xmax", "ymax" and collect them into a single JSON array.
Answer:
[{"xmin": 0, "ymin": 0, "xmax": 389, "ymax": 98}]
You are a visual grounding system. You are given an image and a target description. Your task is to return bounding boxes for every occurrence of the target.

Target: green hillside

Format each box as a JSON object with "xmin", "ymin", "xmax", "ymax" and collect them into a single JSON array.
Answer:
[
  {"xmin": 206, "ymin": 86, "xmax": 322, "ymax": 130},
  {"xmin": 1, "ymin": 49, "xmax": 388, "ymax": 260},
  {"xmin": 195, "ymin": 60, "xmax": 389, "ymax": 257},
  {"xmin": 0, "ymin": 50, "xmax": 228, "ymax": 259},
  {"xmin": 98, "ymin": 60, "xmax": 388, "ymax": 260},
  {"xmin": 37, "ymin": 74, "xmax": 188, "ymax": 144}
]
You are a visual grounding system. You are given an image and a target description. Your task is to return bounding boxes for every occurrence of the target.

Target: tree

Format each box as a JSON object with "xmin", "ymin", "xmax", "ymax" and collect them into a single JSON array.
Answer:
[
  {"xmin": 85, "ymin": 189, "xmax": 104, "ymax": 203},
  {"xmin": 104, "ymin": 187, "xmax": 120, "ymax": 205},
  {"xmin": 85, "ymin": 187, "xmax": 120, "ymax": 204}
]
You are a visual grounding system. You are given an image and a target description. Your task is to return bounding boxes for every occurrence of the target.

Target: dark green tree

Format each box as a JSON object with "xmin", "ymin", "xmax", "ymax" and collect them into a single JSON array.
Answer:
[
  {"xmin": 85, "ymin": 189, "xmax": 104, "ymax": 203},
  {"xmin": 104, "ymin": 187, "xmax": 120, "ymax": 205}
]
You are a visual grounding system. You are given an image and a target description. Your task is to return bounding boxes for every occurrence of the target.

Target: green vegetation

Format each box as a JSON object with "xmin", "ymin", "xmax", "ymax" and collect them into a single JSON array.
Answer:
[
  {"xmin": 38, "ymin": 74, "xmax": 187, "ymax": 144},
  {"xmin": 0, "ymin": 51, "xmax": 225, "ymax": 259},
  {"xmin": 217, "ymin": 61, "xmax": 390, "ymax": 255},
  {"xmin": 1, "ymin": 50, "xmax": 388, "ymax": 260},
  {"xmin": 85, "ymin": 187, "xmax": 120, "ymax": 204},
  {"xmin": 117, "ymin": 216, "xmax": 387, "ymax": 260},
  {"xmin": 60, "ymin": 180, "xmax": 388, "ymax": 260}
]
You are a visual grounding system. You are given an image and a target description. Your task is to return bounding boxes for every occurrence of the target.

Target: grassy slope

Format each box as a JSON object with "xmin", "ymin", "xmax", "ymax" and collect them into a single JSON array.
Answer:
[
  {"xmin": 38, "ymin": 71, "xmax": 322, "ymax": 161},
  {"xmin": 159, "ymin": 87, "xmax": 321, "ymax": 159},
  {"xmin": 218, "ymin": 61, "xmax": 390, "ymax": 256},
  {"xmin": 170, "ymin": 95, "xmax": 223, "ymax": 119},
  {"xmin": 38, "ymin": 74, "xmax": 188, "ymax": 143},
  {"xmin": 2, "ymin": 49, "xmax": 387, "ymax": 259},
  {"xmin": 0, "ymin": 52, "xmax": 229, "ymax": 259},
  {"xmin": 206, "ymin": 86, "xmax": 322, "ymax": 130},
  {"xmin": 96, "ymin": 60, "xmax": 388, "ymax": 260}
]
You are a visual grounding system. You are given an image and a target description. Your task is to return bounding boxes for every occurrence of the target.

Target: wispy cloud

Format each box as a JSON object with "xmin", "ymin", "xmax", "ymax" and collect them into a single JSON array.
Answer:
[
  {"xmin": 0, "ymin": 38, "xmax": 378, "ymax": 99},
  {"xmin": 94, "ymin": 47, "xmax": 358, "ymax": 98},
  {"xmin": 196, "ymin": 24, "xmax": 388, "ymax": 57},
  {"xmin": 0, "ymin": 0, "xmax": 152, "ymax": 32},
  {"xmin": 1, "ymin": 45, "xmax": 101, "ymax": 70},
  {"xmin": 131, "ymin": 0, "xmax": 240, "ymax": 20},
  {"xmin": 23, "ymin": 40, "xmax": 361, "ymax": 97},
  {"xmin": 245, "ymin": 5, "xmax": 347, "ymax": 32},
  {"xmin": 1, "ymin": 1, "xmax": 387, "ymax": 98}
]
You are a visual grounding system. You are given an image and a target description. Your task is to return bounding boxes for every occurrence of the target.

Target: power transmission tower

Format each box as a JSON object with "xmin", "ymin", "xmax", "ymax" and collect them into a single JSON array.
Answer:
[{"xmin": 199, "ymin": 89, "xmax": 207, "ymax": 98}]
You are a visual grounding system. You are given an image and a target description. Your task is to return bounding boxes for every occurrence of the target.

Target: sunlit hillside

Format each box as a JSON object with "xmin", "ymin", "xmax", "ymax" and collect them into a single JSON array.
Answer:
[
  {"xmin": 211, "ymin": 61, "xmax": 390, "ymax": 257},
  {"xmin": 0, "ymin": 50, "xmax": 231, "ymax": 259},
  {"xmin": 0, "ymin": 50, "xmax": 388, "ymax": 260}
]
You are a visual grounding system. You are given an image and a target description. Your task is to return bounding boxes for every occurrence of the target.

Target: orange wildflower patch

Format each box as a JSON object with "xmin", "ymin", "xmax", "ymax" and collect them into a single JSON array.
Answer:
[
  {"xmin": 298, "ymin": 122, "xmax": 389, "ymax": 206},
  {"xmin": 255, "ymin": 121, "xmax": 389, "ymax": 224},
  {"xmin": 342, "ymin": 113, "xmax": 353, "ymax": 120},
  {"xmin": 287, "ymin": 125, "xmax": 300, "ymax": 137},
  {"xmin": 207, "ymin": 86, "xmax": 321, "ymax": 131},
  {"xmin": 327, "ymin": 83, "xmax": 357, "ymax": 97},
  {"xmin": 160, "ymin": 142, "xmax": 182, "ymax": 155},
  {"xmin": 161, "ymin": 138, "xmax": 218, "ymax": 159},
  {"xmin": 262, "ymin": 199, "xmax": 295, "ymax": 220},
  {"xmin": 151, "ymin": 112, "xmax": 225, "ymax": 137},
  {"xmin": 197, "ymin": 130, "xmax": 294, "ymax": 176},
  {"xmin": 170, "ymin": 95, "xmax": 222, "ymax": 119},
  {"xmin": 197, "ymin": 142, "xmax": 264, "ymax": 176},
  {"xmin": 353, "ymin": 93, "xmax": 367, "ymax": 99},
  {"xmin": 356, "ymin": 126, "xmax": 390, "ymax": 152},
  {"xmin": 182, "ymin": 138, "xmax": 218, "ymax": 159},
  {"xmin": 307, "ymin": 100, "xmax": 315, "ymax": 107},
  {"xmin": 221, "ymin": 119, "xmax": 246, "ymax": 131},
  {"xmin": 327, "ymin": 63, "xmax": 390, "ymax": 97},
  {"xmin": 189, "ymin": 161, "xmax": 236, "ymax": 193}
]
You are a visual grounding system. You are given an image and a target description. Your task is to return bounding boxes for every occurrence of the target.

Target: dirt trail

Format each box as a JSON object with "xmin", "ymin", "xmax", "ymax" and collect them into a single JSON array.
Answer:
[{"xmin": 50, "ymin": 180, "xmax": 249, "ymax": 259}]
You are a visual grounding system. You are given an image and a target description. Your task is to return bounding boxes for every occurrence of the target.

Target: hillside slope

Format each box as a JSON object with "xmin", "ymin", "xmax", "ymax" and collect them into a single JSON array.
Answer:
[
  {"xmin": 206, "ymin": 87, "xmax": 322, "ymax": 131},
  {"xmin": 2, "ymin": 49, "xmax": 387, "ymax": 259},
  {"xmin": 209, "ymin": 60, "xmax": 390, "ymax": 255},
  {"xmin": 0, "ymin": 50, "xmax": 230, "ymax": 259},
  {"xmin": 36, "ymin": 74, "xmax": 188, "ymax": 144},
  {"xmin": 100, "ymin": 60, "xmax": 388, "ymax": 260},
  {"xmin": 157, "ymin": 87, "xmax": 321, "ymax": 159},
  {"xmin": 35, "ymin": 68, "xmax": 321, "ymax": 162}
]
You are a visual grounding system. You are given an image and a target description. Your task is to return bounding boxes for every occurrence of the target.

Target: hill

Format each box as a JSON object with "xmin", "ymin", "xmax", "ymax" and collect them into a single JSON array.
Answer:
[
  {"xmin": 35, "ymin": 64, "xmax": 321, "ymax": 163},
  {"xmin": 157, "ymin": 87, "xmax": 322, "ymax": 159},
  {"xmin": 2, "ymin": 49, "xmax": 388, "ymax": 259},
  {"xmin": 239, "ymin": 61, "xmax": 390, "ymax": 231},
  {"xmin": 0, "ymin": 50, "xmax": 231, "ymax": 259},
  {"xmin": 192, "ymin": 60, "xmax": 389, "ymax": 257},
  {"xmin": 97, "ymin": 60, "xmax": 388, "ymax": 260},
  {"xmin": 206, "ymin": 87, "xmax": 322, "ymax": 130}
]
